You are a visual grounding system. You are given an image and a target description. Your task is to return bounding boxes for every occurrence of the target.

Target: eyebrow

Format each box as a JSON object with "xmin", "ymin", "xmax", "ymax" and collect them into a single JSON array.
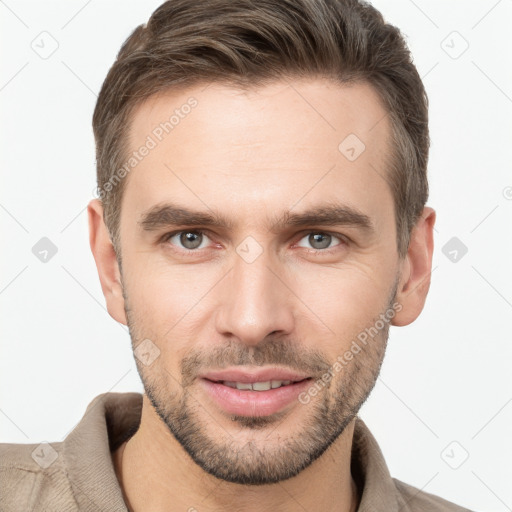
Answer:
[{"xmin": 138, "ymin": 201, "xmax": 374, "ymax": 234}]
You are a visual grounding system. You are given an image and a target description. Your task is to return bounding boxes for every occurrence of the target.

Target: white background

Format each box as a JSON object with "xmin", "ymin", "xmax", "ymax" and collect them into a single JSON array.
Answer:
[{"xmin": 1, "ymin": 1, "xmax": 511, "ymax": 510}]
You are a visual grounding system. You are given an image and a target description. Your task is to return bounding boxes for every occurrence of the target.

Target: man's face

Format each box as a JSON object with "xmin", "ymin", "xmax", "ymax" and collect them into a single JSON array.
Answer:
[{"xmin": 117, "ymin": 78, "xmax": 402, "ymax": 484}]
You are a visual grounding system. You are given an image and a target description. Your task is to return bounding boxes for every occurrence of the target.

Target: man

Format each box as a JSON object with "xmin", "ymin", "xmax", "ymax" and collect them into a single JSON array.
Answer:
[{"xmin": 0, "ymin": 0, "xmax": 472, "ymax": 510}]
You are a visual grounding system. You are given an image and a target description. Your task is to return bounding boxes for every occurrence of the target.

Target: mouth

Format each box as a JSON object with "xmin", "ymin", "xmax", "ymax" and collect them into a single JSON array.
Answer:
[{"xmin": 198, "ymin": 369, "xmax": 314, "ymax": 417}]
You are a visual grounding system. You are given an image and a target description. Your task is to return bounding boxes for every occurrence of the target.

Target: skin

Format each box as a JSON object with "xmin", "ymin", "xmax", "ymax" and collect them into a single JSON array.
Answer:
[{"xmin": 88, "ymin": 78, "xmax": 435, "ymax": 512}]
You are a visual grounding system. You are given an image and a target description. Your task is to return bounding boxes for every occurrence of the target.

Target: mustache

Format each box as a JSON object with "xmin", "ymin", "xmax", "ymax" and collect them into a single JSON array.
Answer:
[{"xmin": 180, "ymin": 338, "xmax": 332, "ymax": 387}]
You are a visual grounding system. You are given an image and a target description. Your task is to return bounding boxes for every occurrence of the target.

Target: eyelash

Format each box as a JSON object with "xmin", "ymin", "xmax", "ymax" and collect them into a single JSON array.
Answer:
[{"xmin": 160, "ymin": 229, "xmax": 348, "ymax": 256}]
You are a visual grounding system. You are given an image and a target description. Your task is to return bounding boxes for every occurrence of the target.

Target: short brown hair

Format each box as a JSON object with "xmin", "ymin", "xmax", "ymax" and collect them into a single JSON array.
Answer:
[{"xmin": 93, "ymin": 0, "xmax": 429, "ymax": 258}]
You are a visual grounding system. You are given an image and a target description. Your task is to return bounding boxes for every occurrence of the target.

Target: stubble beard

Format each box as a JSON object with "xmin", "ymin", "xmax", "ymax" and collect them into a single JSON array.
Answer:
[{"xmin": 123, "ymin": 280, "xmax": 396, "ymax": 485}]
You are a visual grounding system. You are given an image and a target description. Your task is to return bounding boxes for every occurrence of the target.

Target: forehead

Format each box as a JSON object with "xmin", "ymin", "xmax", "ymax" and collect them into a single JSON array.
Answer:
[{"xmin": 122, "ymin": 78, "xmax": 394, "ymax": 230}]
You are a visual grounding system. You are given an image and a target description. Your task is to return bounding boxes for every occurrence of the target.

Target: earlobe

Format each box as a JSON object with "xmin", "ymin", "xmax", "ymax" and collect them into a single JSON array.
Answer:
[
  {"xmin": 87, "ymin": 199, "xmax": 128, "ymax": 325},
  {"xmin": 391, "ymin": 207, "xmax": 436, "ymax": 327}
]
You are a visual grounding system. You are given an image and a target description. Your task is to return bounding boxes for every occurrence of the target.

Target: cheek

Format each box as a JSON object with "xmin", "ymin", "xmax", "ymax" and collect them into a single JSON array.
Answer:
[
  {"xmin": 291, "ymin": 266, "xmax": 391, "ymax": 354},
  {"xmin": 126, "ymin": 255, "xmax": 199, "ymax": 310},
  {"xmin": 123, "ymin": 258, "xmax": 221, "ymax": 349}
]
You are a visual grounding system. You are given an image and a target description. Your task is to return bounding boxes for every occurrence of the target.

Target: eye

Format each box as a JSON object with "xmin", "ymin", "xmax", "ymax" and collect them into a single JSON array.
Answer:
[
  {"xmin": 163, "ymin": 230, "xmax": 211, "ymax": 250},
  {"xmin": 296, "ymin": 232, "xmax": 345, "ymax": 251}
]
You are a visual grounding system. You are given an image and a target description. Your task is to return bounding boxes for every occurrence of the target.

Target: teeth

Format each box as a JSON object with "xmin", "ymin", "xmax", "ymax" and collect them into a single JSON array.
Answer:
[
  {"xmin": 252, "ymin": 381, "xmax": 271, "ymax": 391},
  {"xmin": 235, "ymin": 382, "xmax": 253, "ymax": 390},
  {"xmin": 221, "ymin": 380, "xmax": 293, "ymax": 390}
]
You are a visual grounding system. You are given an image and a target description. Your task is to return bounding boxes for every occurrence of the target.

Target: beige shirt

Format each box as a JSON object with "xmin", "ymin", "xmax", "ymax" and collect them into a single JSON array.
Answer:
[{"xmin": 0, "ymin": 392, "xmax": 472, "ymax": 511}]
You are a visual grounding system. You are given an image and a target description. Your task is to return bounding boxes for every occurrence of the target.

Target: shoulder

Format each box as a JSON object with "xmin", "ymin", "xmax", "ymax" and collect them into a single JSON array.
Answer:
[
  {"xmin": 393, "ymin": 478, "xmax": 473, "ymax": 512},
  {"xmin": 0, "ymin": 441, "xmax": 77, "ymax": 511}
]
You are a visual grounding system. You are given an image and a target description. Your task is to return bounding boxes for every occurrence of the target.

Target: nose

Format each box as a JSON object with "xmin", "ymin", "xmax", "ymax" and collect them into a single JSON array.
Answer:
[{"xmin": 214, "ymin": 247, "xmax": 295, "ymax": 346}]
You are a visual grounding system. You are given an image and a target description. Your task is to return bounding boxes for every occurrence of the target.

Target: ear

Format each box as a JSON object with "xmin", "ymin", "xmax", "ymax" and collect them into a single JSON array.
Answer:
[
  {"xmin": 391, "ymin": 206, "xmax": 436, "ymax": 327},
  {"xmin": 87, "ymin": 199, "xmax": 127, "ymax": 325}
]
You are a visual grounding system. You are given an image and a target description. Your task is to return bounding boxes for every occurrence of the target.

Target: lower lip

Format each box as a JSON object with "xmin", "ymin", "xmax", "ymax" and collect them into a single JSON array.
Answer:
[{"xmin": 199, "ymin": 378, "xmax": 312, "ymax": 417}]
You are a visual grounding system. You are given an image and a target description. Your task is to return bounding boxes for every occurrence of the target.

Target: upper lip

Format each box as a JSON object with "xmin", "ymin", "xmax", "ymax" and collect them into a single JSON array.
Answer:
[{"xmin": 200, "ymin": 367, "xmax": 311, "ymax": 383}]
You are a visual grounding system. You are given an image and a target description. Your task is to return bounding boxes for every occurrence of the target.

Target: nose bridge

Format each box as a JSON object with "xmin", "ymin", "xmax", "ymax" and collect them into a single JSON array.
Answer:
[{"xmin": 215, "ymin": 243, "xmax": 294, "ymax": 344}]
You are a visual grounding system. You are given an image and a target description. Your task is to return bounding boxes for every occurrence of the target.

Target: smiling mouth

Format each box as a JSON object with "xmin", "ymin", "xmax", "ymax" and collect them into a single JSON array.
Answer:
[{"xmin": 200, "ymin": 375, "xmax": 314, "ymax": 417}]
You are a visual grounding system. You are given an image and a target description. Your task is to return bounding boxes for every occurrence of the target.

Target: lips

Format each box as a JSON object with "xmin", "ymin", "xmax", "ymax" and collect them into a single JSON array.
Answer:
[{"xmin": 198, "ymin": 367, "xmax": 312, "ymax": 417}]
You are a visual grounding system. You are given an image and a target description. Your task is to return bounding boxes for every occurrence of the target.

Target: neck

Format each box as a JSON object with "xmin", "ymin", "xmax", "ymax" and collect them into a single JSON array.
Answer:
[{"xmin": 113, "ymin": 395, "xmax": 359, "ymax": 512}]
